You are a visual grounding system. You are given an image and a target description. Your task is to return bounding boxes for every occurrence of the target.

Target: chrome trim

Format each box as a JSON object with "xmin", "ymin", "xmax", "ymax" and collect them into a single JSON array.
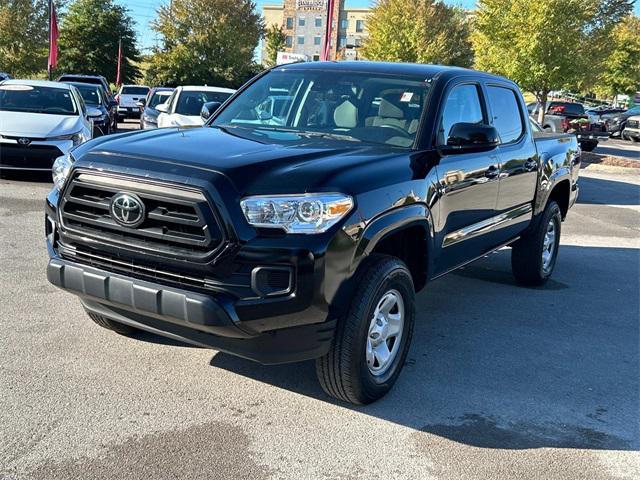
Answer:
[{"xmin": 443, "ymin": 204, "xmax": 533, "ymax": 248}]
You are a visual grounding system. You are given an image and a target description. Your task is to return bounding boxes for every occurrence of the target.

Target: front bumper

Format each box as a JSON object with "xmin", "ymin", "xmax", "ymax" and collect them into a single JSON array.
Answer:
[{"xmin": 623, "ymin": 127, "xmax": 640, "ymax": 139}]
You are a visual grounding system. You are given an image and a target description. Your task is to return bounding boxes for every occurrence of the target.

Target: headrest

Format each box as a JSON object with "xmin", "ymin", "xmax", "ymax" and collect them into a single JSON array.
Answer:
[
  {"xmin": 334, "ymin": 100, "xmax": 357, "ymax": 128},
  {"xmin": 379, "ymin": 97, "xmax": 405, "ymax": 119}
]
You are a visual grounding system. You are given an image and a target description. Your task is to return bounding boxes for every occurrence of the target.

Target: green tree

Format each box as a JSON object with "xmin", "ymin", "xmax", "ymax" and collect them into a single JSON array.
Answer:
[
  {"xmin": 146, "ymin": 0, "xmax": 263, "ymax": 88},
  {"xmin": 57, "ymin": 0, "xmax": 140, "ymax": 84},
  {"xmin": 472, "ymin": 0, "xmax": 633, "ymax": 123},
  {"xmin": 0, "ymin": 0, "xmax": 50, "ymax": 77},
  {"xmin": 361, "ymin": 0, "xmax": 473, "ymax": 67},
  {"xmin": 263, "ymin": 24, "xmax": 286, "ymax": 68},
  {"xmin": 596, "ymin": 15, "xmax": 640, "ymax": 98}
]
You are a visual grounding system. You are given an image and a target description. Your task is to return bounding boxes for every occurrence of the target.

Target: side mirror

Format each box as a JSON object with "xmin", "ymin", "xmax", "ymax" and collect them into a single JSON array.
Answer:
[
  {"xmin": 86, "ymin": 106, "xmax": 103, "ymax": 119},
  {"xmin": 200, "ymin": 101, "xmax": 222, "ymax": 121},
  {"xmin": 137, "ymin": 98, "xmax": 146, "ymax": 108},
  {"xmin": 440, "ymin": 123, "xmax": 499, "ymax": 154},
  {"xmin": 108, "ymin": 100, "xmax": 118, "ymax": 108},
  {"xmin": 156, "ymin": 103, "xmax": 169, "ymax": 113}
]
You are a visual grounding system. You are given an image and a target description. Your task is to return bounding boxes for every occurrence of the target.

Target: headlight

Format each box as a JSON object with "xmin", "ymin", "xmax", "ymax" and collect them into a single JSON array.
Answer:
[
  {"xmin": 50, "ymin": 131, "xmax": 88, "ymax": 146},
  {"xmin": 241, "ymin": 193, "xmax": 354, "ymax": 234},
  {"xmin": 52, "ymin": 153, "xmax": 73, "ymax": 191}
]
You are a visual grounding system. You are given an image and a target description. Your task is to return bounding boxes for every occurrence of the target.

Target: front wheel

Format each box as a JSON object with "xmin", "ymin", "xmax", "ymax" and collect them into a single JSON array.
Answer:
[
  {"xmin": 316, "ymin": 254, "xmax": 415, "ymax": 404},
  {"xmin": 511, "ymin": 201, "xmax": 562, "ymax": 286}
]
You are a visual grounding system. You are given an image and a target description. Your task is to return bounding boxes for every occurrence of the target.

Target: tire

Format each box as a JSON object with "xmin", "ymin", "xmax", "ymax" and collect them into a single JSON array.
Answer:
[
  {"xmin": 511, "ymin": 201, "xmax": 562, "ymax": 286},
  {"xmin": 85, "ymin": 309, "xmax": 138, "ymax": 336},
  {"xmin": 580, "ymin": 141, "xmax": 597, "ymax": 152},
  {"xmin": 316, "ymin": 254, "xmax": 415, "ymax": 404}
]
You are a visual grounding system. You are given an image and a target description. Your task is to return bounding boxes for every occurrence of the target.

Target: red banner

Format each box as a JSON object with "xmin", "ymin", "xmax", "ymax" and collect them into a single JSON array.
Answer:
[
  {"xmin": 320, "ymin": 0, "xmax": 334, "ymax": 61},
  {"xmin": 48, "ymin": 2, "xmax": 59, "ymax": 72}
]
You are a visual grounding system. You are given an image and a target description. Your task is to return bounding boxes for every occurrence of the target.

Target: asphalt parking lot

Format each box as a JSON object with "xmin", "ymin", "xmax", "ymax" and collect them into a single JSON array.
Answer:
[
  {"xmin": 0, "ymin": 143, "xmax": 639, "ymax": 479},
  {"xmin": 595, "ymin": 138, "xmax": 640, "ymax": 162}
]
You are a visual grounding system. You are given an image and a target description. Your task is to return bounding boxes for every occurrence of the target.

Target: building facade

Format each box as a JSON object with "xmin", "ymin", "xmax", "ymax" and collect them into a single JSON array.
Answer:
[{"xmin": 262, "ymin": 0, "xmax": 370, "ymax": 63}]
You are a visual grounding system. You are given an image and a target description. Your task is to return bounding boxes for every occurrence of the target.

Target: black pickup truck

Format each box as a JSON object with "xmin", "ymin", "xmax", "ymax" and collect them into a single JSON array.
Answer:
[{"xmin": 46, "ymin": 62, "xmax": 580, "ymax": 404}]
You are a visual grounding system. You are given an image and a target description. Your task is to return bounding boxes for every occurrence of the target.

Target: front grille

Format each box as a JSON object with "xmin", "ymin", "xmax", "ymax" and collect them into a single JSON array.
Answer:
[
  {"xmin": 59, "ymin": 172, "xmax": 224, "ymax": 260},
  {"xmin": 627, "ymin": 119, "xmax": 639, "ymax": 129},
  {"xmin": 0, "ymin": 143, "xmax": 62, "ymax": 169}
]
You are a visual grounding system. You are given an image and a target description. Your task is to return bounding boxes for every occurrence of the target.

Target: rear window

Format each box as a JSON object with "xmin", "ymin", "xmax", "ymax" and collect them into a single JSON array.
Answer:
[
  {"xmin": 487, "ymin": 86, "xmax": 524, "ymax": 143},
  {"xmin": 548, "ymin": 102, "xmax": 584, "ymax": 115},
  {"xmin": 121, "ymin": 86, "xmax": 149, "ymax": 95},
  {"xmin": 176, "ymin": 91, "xmax": 233, "ymax": 116}
]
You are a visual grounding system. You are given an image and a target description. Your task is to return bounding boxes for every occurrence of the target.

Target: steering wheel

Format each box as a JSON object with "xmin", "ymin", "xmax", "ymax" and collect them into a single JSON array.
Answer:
[{"xmin": 378, "ymin": 124, "xmax": 411, "ymax": 137}]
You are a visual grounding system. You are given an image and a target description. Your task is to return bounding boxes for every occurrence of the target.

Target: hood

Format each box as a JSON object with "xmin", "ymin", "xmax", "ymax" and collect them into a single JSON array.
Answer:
[
  {"xmin": 0, "ymin": 111, "xmax": 82, "ymax": 138},
  {"xmin": 73, "ymin": 126, "xmax": 412, "ymax": 196}
]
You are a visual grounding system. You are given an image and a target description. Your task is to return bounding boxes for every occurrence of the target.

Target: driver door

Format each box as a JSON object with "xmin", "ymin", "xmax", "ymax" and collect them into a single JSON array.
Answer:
[{"xmin": 433, "ymin": 82, "xmax": 500, "ymax": 274}]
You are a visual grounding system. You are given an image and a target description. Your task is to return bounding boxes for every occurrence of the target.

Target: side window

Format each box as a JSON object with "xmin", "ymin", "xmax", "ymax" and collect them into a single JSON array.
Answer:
[
  {"xmin": 487, "ymin": 85, "xmax": 524, "ymax": 143},
  {"xmin": 439, "ymin": 84, "xmax": 484, "ymax": 145}
]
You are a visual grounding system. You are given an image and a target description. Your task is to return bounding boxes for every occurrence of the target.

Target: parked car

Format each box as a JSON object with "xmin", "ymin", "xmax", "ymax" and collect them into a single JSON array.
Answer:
[
  {"xmin": 622, "ymin": 115, "xmax": 640, "ymax": 142},
  {"xmin": 156, "ymin": 86, "xmax": 235, "ymax": 128},
  {"xmin": 0, "ymin": 80, "xmax": 96, "ymax": 172},
  {"xmin": 65, "ymin": 82, "xmax": 117, "ymax": 136},
  {"xmin": 602, "ymin": 105, "xmax": 640, "ymax": 139},
  {"xmin": 115, "ymin": 84, "xmax": 150, "ymax": 120},
  {"xmin": 138, "ymin": 87, "xmax": 174, "ymax": 129},
  {"xmin": 45, "ymin": 62, "xmax": 579, "ymax": 404},
  {"xmin": 57, "ymin": 74, "xmax": 117, "ymax": 132},
  {"xmin": 528, "ymin": 101, "xmax": 607, "ymax": 151},
  {"xmin": 0, "ymin": 72, "xmax": 12, "ymax": 82}
]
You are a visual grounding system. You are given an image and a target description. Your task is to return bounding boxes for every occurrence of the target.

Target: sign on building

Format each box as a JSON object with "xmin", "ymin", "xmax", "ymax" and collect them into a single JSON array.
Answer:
[{"xmin": 276, "ymin": 51, "xmax": 309, "ymax": 65}]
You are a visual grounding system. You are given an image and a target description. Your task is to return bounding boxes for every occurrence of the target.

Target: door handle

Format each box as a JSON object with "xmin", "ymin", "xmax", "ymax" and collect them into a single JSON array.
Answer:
[
  {"xmin": 524, "ymin": 158, "xmax": 538, "ymax": 171},
  {"xmin": 485, "ymin": 165, "xmax": 499, "ymax": 179}
]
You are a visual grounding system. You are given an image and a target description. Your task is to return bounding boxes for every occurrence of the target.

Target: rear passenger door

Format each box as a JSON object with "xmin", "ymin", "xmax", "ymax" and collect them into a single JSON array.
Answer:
[
  {"xmin": 485, "ymin": 83, "xmax": 538, "ymax": 242},
  {"xmin": 433, "ymin": 82, "xmax": 501, "ymax": 274}
]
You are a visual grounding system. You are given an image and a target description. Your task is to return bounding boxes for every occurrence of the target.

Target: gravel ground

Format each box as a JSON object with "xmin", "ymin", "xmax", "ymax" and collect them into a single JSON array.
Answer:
[{"xmin": 0, "ymin": 142, "xmax": 639, "ymax": 479}]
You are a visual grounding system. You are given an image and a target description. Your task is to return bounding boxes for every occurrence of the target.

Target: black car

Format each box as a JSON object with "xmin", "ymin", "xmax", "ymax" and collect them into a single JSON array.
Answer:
[
  {"xmin": 138, "ymin": 87, "xmax": 174, "ymax": 129},
  {"xmin": 46, "ymin": 62, "xmax": 580, "ymax": 404},
  {"xmin": 0, "ymin": 72, "xmax": 12, "ymax": 82},
  {"xmin": 65, "ymin": 82, "xmax": 117, "ymax": 136},
  {"xmin": 602, "ymin": 105, "xmax": 640, "ymax": 138},
  {"xmin": 57, "ymin": 74, "xmax": 117, "ymax": 131}
]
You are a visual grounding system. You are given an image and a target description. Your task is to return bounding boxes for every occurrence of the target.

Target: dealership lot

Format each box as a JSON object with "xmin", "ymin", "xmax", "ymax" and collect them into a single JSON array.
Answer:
[{"xmin": 0, "ymin": 161, "xmax": 638, "ymax": 479}]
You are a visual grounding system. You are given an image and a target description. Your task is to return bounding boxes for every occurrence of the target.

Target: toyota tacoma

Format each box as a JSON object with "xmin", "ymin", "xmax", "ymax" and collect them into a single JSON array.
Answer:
[{"xmin": 46, "ymin": 62, "xmax": 580, "ymax": 404}]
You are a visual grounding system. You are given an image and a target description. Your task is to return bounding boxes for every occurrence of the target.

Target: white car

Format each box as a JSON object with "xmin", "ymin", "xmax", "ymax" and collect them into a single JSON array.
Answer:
[
  {"xmin": 622, "ymin": 115, "xmax": 640, "ymax": 143},
  {"xmin": 0, "ymin": 80, "xmax": 98, "ymax": 172},
  {"xmin": 116, "ymin": 84, "xmax": 150, "ymax": 120},
  {"xmin": 156, "ymin": 86, "xmax": 235, "ymax": 128}
]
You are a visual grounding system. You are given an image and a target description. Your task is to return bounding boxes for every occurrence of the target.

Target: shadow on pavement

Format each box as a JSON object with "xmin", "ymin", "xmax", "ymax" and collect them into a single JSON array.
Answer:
[
  {"xmin": 577, "ymin": 175, "xmax": 640, "ymax": 206},
  {"xmin": 0, "ymin": 169, "xmax": 52, "ymax": 183},
  {"xmin": 210, "ymin": 245, "xmax": 640, "ymax": 451}
]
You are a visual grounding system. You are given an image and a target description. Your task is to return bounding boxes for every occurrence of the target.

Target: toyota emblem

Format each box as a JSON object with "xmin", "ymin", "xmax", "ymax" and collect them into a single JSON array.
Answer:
[
  {"xmin": 17, "ymin": 137, "xmax": 31, "ymax": 146},
  {"xmin": 110, "ymin": 192, "xmax": 145, "ymax": 227}
]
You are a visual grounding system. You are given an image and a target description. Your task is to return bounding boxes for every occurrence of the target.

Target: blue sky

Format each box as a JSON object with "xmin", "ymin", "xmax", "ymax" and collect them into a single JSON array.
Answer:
[{"xmin": 120, "ymin": 0, "xmax": 638, "ymax": 52}]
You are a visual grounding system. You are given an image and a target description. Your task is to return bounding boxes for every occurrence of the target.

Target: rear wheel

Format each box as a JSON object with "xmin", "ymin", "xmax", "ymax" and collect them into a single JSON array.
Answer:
[
  {"xmin": 85, "ymin": 309, "xmax": 138, "ymax": 336},
  {"xmin": 511, "ymin": 201, "xmax": 562, "ymax": 286},
  {"xmin": 316, "ymin": 254, "xmax": 415, "ymax": 404},
  {"xmin": 580, "ymin": 140, "xmax": 597, "ymax": 152}
]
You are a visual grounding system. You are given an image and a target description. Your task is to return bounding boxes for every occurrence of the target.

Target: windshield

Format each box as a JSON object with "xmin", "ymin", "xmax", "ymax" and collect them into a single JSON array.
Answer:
[
  {"xmin": 74, "ymin": 84, "xmax": 101, "ymax": 106},
  {"xmin": 212, "ymin": 70, "xmax": 430, "ymax": 148},
  {"xmin": 176, "ymin": 91, "xmax": 233, "ymax": 116},
  {"xmin": 121, "ymin": 86, "xmax": 149, "ymax": 95},
  {"xmin": 0, "ymin": 85, "xmax": 78, "ymax": 115},
  {"xmin": 149, "ymin": 91, "xmax": 172, "ymax": 108}
]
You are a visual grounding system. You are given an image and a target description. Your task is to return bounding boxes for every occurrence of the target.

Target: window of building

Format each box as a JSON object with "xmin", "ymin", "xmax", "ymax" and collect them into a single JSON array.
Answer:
[
  {"xmin": 314, "ymin": 36, "xmax": 321, "ymax": 45},
  {"xmin": 299, "ymin": 17, "xmax": 305, "ymax": 27},
  {"xmin": 339, "ymin": 36, "xmax": 347, "ymax": 48},
  {"xmin": 298, "ymin": 36, "xmax": 305, "ymax": 45},
  {"xmin": 354, "ymin": 37, "xmax": 362, "ymax": 47},
  {"xmin": 315, "ymin": 17, "xmax": 322, "ymax": 27},
  {"xmin": 285, "ymin": 36, "xmax": 293, "ymax": 47},
  {"xmin": 487, "ymin": 85, "xmax": 524, "ymax": 143},
  {"xmin": 286, "ymin": 17, "xmax": 293, "ymax": 29},
  {"xmin": 340, "ymin": 19, "xmax": 348, "ymax": 29},
  {"xmin": 313, "ymin": 54, "xmax": 320, "ymax": 61},
  {"xmin": 356, "ymin": 20, "xmax": 365, "ymax": 32}
]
